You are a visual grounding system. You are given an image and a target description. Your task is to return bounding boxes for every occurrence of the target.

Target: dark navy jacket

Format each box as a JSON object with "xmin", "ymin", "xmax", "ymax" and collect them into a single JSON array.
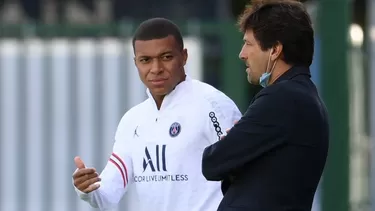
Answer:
[{"xmin": 202, "ymin": 66, "xmax": 329, "ymax": 211}]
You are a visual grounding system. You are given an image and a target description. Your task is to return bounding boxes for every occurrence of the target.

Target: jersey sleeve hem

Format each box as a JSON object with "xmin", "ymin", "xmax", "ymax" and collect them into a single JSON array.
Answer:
[{"xmin": 109, "ymin": 152, "xmax": 129, "ymax": 188}]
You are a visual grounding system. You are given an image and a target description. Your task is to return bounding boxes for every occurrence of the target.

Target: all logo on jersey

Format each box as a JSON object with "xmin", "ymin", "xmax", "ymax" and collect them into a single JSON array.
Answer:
[
  {"xmin": 143, "ymin": 145, "xmax": 167, "ymax": 172},
  {"xmin": 169, "ymin": 122, "xmax": 181, "ymax": 137},
  {"xmin": 135, "ymin": 144, "xmax": 189, "ymax": 183},
  {"xmin": 209, "ymin": 112, "xmax": 223, "ymax": 138}
]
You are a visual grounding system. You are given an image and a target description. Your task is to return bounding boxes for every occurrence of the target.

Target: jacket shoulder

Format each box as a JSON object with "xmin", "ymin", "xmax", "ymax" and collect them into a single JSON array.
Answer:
[{"xmin": 191, "ymin": 80, "xmax": 239, "ymax": 111}]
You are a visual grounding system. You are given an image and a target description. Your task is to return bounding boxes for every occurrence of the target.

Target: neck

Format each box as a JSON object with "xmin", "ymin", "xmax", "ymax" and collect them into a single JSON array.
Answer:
[
  {"xmin": 154, "ymin": 95, "xmax": 165, "ymax": 110},
  {"xmin": 268, "ymin": 62, "xmax": 292, "ymax": 85},
  {"xmin": 152, "ymin": 74, "xmax": 187, "ymax": 110}
]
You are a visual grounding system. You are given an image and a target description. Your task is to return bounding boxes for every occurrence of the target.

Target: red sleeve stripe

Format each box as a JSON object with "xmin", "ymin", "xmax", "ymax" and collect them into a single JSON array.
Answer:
[
  {"xmin": 109, "ymin": 158, "xmax": 126, "ymax": 188},
  {"xmin": 111, "ymin": 153, "xmax": 129, "ymax": 184}
]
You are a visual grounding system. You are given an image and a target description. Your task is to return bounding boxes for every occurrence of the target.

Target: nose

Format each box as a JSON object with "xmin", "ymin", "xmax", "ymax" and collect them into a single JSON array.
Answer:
[
  {"xmin": 150, "ymin": 59, "xmax": 163, "ymax": 74},
  {"xmin": 239, "ymin": 46, "xmax": 246, "ymax": 60}
]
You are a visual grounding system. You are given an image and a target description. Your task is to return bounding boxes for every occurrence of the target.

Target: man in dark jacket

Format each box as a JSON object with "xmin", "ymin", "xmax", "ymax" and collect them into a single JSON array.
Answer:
[{"xmin": 201, "ymin": 0, "xmax": 329, "ymax": 211}]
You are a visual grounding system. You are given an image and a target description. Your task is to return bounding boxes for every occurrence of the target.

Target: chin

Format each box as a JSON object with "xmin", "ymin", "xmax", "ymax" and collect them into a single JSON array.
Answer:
[
  {"xmin": 247, "ymin": 73, "xmax": 260, "ymax": 85},
  {"xmin": 150, "ymin": 88, "xmax": 169, "ymax": 96}
]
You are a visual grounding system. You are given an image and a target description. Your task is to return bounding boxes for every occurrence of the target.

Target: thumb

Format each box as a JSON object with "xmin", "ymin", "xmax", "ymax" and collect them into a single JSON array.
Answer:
[{"xmin": 74, "ymin": 156, "xmax": 86, "ymax": 169}]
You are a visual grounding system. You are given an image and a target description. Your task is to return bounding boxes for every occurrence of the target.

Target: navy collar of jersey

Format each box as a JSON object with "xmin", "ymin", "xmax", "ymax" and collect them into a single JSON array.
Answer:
[
  {"xmin": 273, "ymin": 65, "xmax": 311, "ymax": 84},
  {"xmin": 146, "ymin": 74, "xmax": 192, "ymax": 111}
]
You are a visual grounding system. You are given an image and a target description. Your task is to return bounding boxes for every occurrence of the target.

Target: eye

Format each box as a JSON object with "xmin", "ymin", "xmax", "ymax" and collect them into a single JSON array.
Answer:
[
  {"xmin": 139, "ymin": 57, "xmax": 150, "ymax": 63},
  {"xmin": 161, "ymin": 55, "xmax": 173, "ymax": 61}
]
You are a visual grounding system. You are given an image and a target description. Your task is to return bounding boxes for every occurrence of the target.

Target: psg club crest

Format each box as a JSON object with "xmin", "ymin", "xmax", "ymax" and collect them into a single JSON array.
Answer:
[{"xmin": 169, "ymin": 122, "xmax": 181, "ymax": 137}]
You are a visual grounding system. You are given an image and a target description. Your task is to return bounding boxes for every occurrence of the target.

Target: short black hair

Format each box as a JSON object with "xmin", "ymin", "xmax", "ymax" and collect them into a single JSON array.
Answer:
[
  {"xmin": 238, "ymin": 0, "xmax": 314, "ymax": 67},
  {"xmin": 132, "ymin": 18, "xmax": 184, "ymax": 51}
]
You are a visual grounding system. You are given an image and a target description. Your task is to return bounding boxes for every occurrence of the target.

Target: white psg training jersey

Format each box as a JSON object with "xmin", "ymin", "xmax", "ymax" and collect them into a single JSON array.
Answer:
[{"xmin": 74, "ymin": 76, "xmax": 242, "ymax": 211}]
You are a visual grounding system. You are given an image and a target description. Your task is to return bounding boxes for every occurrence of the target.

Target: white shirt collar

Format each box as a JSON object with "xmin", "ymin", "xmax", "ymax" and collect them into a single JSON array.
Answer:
[{"xmin": 146, "ymin": 75, "xmax": 192, "ymax": 111}]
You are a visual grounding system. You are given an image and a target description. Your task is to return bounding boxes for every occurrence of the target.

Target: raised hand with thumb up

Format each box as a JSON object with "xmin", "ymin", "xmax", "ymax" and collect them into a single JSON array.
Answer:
[{"xmin": 72, "ymin": 156, "xmax": 101, "ymax": 193}]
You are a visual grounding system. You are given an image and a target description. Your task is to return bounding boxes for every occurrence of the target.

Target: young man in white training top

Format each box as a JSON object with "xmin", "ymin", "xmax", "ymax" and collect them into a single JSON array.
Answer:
[{"xmin": 72, "ymin": 17, "xmax": 242, "ymax": 211}]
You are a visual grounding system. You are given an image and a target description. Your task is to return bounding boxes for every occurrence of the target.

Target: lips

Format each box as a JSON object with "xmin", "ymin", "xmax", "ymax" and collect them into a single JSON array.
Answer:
[
  {"xmin": 245, "ymin": 63, "xmax": 250, "ymax": 70},
  {"xmin": 150, "ymin": 78, "xmax": 167, "ymax": 86},
  {"xmin": 245, "ymin": 64, "xmax": 250, "ymax": 73}
]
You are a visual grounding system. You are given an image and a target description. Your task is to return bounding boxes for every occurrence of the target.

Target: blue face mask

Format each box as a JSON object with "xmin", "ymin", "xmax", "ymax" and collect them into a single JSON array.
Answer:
[{"xmin": 259, "ymin": 72, "xmax": 272, "ymax": 88}]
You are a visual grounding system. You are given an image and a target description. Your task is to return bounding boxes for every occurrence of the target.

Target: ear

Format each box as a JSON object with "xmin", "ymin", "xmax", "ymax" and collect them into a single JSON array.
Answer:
[
  {"xmin": 271, "ymin": 42, "xmax": 283, "ymax": 61},
  {"xmin": 182, "ymin": 48, "xmax": 188, "ymax": 66}
]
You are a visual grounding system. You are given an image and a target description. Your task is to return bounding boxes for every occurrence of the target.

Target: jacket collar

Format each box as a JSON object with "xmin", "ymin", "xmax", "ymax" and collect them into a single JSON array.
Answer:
[
  {"xmin": 274, "ymin": 65, "xmax": 311, "ymax": 84},
  {"xmin": 146, "ymin": 75, "xmax": 192, "ymax": 111}
]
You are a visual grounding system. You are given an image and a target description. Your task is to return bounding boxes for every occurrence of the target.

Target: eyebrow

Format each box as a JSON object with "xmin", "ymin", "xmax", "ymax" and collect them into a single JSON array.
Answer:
[
  {"xmin": 137, "ymin": 51, "xmax": 174, "ymax": 58},
  {"xmin": 159, "ymin": 51, "xmax": 173, "ymax": 55}
]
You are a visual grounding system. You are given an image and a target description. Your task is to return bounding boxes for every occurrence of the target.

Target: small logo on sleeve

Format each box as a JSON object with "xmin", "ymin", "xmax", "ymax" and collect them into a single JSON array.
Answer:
[
  {"xmin": 169, "ymin": 122, "xmax": 181, "ymax": 137},
  {"xmin": 209, "ymin": 112, "xmax": 223, "ymax": 138}
]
